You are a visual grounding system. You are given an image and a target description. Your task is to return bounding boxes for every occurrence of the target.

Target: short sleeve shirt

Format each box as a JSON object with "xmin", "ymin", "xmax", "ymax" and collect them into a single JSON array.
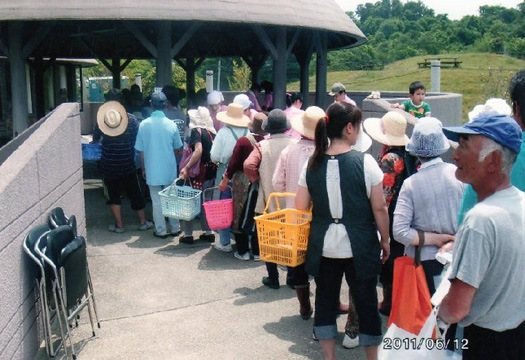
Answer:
[{"xmin": 402, "ymin": 100, "xmax": 431, "ymax": 118}]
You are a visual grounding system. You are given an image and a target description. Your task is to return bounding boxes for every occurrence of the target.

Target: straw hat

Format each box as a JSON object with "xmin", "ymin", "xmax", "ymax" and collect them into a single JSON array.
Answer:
[
  {"xmin": 97, "ymin": 101, "xmax": 128, "ymax": 137},
  {"xmin": 406, "ymin": 117, "xmax": 450, "ymax": 157},
  {"xmin": 363, "ymin": 111, "xmax": 409, "ymax": 146},
  {"xmin": 351, "ymin": 124, "xmax": 373, "ymax": 152},
  {"xmin": 216, "ymin": 103, "xmax": 250, "ymax": 127},
  {"xmin": 188, "ymin": 106, "xmax": 216, "ymax": 134},
  {"xmin": 291, "ymin": 106, "xmax": 325, "ymax": 140}
]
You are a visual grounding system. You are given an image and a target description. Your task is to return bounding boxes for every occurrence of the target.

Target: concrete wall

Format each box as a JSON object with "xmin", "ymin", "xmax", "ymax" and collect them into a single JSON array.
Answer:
[
  {"xmin": 361, "ymin": 96, "xmax": 459, "ymax": 163},
  {"xmin": 0, "ymin": 103, "xmax": 86, "ymax": 360}
]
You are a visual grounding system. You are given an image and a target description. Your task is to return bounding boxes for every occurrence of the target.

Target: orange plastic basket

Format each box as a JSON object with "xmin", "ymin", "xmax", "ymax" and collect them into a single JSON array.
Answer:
[{"xmin": 254, "ymin": 193, "xmax": 312, "ymax": 267}]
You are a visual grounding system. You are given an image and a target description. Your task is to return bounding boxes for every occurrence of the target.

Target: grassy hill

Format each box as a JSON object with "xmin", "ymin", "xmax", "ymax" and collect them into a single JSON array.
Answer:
[{"xmin": 290, "ymin": 53, "xmax": 525, "ymax": 122}]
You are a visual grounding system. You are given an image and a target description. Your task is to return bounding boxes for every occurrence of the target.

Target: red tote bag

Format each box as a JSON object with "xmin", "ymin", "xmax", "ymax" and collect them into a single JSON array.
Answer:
[{"xmin": 387, "ymin": 255, "xmax": 432, "ymax": 336}]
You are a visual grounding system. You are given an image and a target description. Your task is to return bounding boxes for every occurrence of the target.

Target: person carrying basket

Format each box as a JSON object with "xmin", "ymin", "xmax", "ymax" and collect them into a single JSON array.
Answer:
[
  {"xmin": 178, "ymin": 106, "xmax": 218, "ymax": 244},
  {"xmin": 295, "ymin": 102, "xmax": 390, "ymax": 360}
]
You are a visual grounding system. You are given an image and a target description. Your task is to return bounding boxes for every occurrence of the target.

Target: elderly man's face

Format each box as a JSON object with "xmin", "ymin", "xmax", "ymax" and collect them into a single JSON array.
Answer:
[{"xmin": 453, "ymin": 134, "xmax": 486, "ymax": 184}]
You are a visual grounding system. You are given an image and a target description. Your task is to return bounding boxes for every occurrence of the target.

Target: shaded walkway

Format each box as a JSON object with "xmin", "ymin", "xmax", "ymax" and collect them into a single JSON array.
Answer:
[{"xmin": 35, "ymin": 163, "xmax": 386, "ymax": 359}]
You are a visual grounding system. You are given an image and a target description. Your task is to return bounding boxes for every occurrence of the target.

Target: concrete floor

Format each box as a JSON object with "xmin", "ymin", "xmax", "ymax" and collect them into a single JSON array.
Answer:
[{"xmin": 34, "ymin": 163, "xmax": 387, "ymax": 360}]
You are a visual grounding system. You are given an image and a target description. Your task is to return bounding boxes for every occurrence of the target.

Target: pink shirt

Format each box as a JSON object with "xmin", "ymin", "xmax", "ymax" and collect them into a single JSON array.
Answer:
[
  {"xmin": 272, "ymin": 138, "xmax": 315, "ymax": 208},
  {"xmin": 210, "ymin": 105, "xmax": 227, "ymax": 132}
]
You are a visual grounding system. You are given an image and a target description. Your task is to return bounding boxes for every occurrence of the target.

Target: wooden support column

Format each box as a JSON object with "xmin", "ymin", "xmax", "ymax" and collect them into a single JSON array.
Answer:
[
  {"xmin": 112, "ymin": 56, "xmax": 121, "ymax": 89},
  {"xmin": 8, "ymin": 21, "xmax": 28, "ymax": 136},
  {"xmin": 156, "ymin": 22, "xmax": 172, "ymax": 87},
  {"xmin": 315, "ymin": 32, "xmax": 328, "ymax": 109},
  {"xmin": 66, "ymin": 65, "xmax": 77, "ymax": 102},
  {"xmin": 34, "ymin": 56, "xmax": 46, "ymax": 119},
  {"xmin": 295, "ymin": 33, "xmax": 315, "ymax": 108},
  {"xmin": 242, "ymin": 54, "xmax": 267, "ymax": 86},
  {"xmin": 273, "ymin": 27, "xmax": 287, "ymax": 110},
  {"xmin": 185, "ymin": 55, "xmax": 196, "ymax": 99}
]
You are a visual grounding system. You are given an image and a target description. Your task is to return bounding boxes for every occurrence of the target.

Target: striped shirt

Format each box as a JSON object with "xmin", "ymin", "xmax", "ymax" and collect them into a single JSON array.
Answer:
[{"xmin": 93, "ymin": 114, "xmax": 139, "ymax": 179}]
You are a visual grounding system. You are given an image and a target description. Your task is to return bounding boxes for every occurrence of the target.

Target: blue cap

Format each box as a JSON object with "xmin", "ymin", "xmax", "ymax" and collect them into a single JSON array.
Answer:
[{"xmin": 443, "ymin": 114, "xmax": 522, "ymax": 154}]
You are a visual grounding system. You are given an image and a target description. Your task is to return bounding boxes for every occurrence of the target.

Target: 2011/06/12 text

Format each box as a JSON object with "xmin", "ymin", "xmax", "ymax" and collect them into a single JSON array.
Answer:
[{"xmin": 382, "ymin": 337, "xmax": 469, "ymax": 351}]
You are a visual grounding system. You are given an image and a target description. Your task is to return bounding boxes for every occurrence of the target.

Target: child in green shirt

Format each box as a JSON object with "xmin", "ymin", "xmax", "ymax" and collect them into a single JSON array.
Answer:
[{"xmin": 392, "ymin": 81, "xmax": 431, "ymax": 119}]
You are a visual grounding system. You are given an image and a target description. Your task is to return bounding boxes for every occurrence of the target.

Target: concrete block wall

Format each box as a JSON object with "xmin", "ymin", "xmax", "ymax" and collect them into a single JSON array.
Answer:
[{"xmin": 0, "ymin": 103, "xmax": 86, "ymax": 360}]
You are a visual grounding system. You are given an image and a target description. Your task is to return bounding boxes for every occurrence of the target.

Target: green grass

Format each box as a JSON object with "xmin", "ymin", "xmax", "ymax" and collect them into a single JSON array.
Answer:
[{"xmin": 289, "ymin": 53, "xmax": 525, "ymax": 122}]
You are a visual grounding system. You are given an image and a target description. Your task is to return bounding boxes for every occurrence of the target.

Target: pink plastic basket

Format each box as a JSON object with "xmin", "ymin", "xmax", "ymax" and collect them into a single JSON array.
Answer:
[{"xmin": 203, "ymin": 187, "xmax": 233, "ymax": 230}]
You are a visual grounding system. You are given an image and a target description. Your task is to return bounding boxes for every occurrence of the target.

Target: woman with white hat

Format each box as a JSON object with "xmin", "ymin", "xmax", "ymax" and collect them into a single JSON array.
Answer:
[
  {"xmin": 363, "ymin": 111, "xmax": 412, "ymax": 316},
  {"xmin": 393, "ymin": 117, "xmax": 464, "ymax": 294},
  {"xmin": 295, "ymin": 102, "xmax": 389, "ymax": 360},
  {"xmin": 210, "ymin": 103, "xmax": 250, "ymax": 252},
  {"xmin": 207, "ymin": 90, "xmax": 227, "ymax": 132},
  {"xmin": 179, "ymin": 106, "xmax": 217, "ymax": 244}
]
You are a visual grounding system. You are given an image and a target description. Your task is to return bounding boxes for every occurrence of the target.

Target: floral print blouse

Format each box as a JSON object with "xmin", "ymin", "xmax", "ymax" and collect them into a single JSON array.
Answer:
[{"xmin": 378, "ymin": 145, "xmax": 406, "ymax": 209}]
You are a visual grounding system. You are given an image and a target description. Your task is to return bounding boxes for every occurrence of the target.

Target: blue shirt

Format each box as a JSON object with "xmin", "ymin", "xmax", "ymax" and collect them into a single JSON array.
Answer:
[
  {"xmin": 135, "ymin": 110, "xmax": 183, "ymax": 186},
  {"xmin": 93, "ymin": 114, "xmax": 139, "ymax": 179},
  {"xmin": 457, "ymin": 131, "xmax": 525, "ymax": 224}
]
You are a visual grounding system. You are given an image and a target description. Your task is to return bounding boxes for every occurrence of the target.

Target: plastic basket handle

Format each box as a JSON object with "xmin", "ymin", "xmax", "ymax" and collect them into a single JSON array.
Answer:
[
  {"xmin": 169, "ymin": 177, "xmax": 193, "ymax": 198},
  {"xmin": 203, "ymin": 185, "xmax": 232, "ymax": 198},
  {"xmin": 262, "ymin": 192, "xmax": 297, "ymax": 215}
]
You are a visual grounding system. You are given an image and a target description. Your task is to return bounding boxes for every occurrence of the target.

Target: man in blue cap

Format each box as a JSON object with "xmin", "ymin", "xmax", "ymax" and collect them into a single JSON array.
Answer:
[{"xmin": 438, "ymin": 113, "xmax": 525, "ymax": 360}]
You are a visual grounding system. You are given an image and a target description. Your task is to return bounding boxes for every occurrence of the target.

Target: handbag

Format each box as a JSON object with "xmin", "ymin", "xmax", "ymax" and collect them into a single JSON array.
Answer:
[
  {"xmin": 179, "ymin": 128, "xmax": 208, "ymax": 178},
  {"xmin": 379, "ymin": 308, "xmax": 452, "ymax": 360},
  {"xmin": 179, "ymin": 143, "xmax": 201, "ymax": 178},
  {"xmin": 387, "ymin": 230, "xmax": 432, "ymax": 335}
]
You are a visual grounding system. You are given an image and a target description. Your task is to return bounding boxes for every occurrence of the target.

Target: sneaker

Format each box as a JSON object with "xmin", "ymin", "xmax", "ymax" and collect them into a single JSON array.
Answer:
[
  {"xmin": 342, "ymin": 334, "xmax": 360, "ymax": 349},
  {"xmin": 214, "ymin": 243, "xmax": 233, "ymax": 252},
  {"xmin": 153, "ymin": 231, "xmax": 169, "ymax": 239},
  {"xmin": 262, "ymin": 276, "xmax": 280, "ymax": 289},
  {"xmin": 171, "ymin": 230, "xmax": 182, "ymax": 237},
  {"xmin": 234, "ymin": 251, "xmax": 250, "ymax": 261},
  {"xmin": 253, "ymin": 254, "xmax": 260, "ymax": 262},
  {"xmin": 199, "ymin": 233, "xmax": 215, "ymax": 242},
  {"xmin": 109, "ymin": 224, "xmax": 125, "ymax": 233},
  {"xmin": 179, "ymin": 235, "xmax": 194, "ymax": 244},
  {"xmin": 137, "ymin": 221, "xmax": 154, "ymax": 231}
]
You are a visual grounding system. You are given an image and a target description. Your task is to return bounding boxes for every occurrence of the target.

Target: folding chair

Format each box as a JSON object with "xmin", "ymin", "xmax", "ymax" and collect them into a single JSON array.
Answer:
[
  {"xmin": 47, "ymin": 207, "xmax": 99, "ymax": 329},
  {"xmin": 22, "ymin": 224, "xmax": 55, "ymax": 357},
  {"xmin": 48, "ymin": 207, "xmax": 77, "ymax": 237},
  {"xmin": 35, "ymin": 225, "xmax": 100, "ymax": 360},
  {"xmin": 33, "ymin": 225, "xmax": 74, "ymax": 359}
]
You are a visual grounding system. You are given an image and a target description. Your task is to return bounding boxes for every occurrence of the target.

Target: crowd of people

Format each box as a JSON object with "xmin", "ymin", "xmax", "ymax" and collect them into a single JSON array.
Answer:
[{"xmin": 92, "ymin": 72, "xmax": 525, "ymax": 360}]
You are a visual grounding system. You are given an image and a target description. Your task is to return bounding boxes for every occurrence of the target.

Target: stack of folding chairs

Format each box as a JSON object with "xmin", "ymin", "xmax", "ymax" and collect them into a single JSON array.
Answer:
[{"xmin": 22, "ymin": 207, "xmax": 100, "ymax": 359}]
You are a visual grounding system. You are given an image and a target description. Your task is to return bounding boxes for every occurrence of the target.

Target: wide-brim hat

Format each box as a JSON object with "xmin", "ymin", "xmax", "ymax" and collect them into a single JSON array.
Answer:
[
  {"xmin": 291, "ymin": 106, "xmax": 325, "ymax": 140},
  {"xmin": 406, "ymin": 117, "xmax": 450, "ymax": 157},
  {"xmin": 97, "ymin": 101, "xmax": 128, "ymax": 137},
  {"xmin": 248, "ymin": 112, "xmax": 268, "ymax": 135},
  {"xmin": 216, "ymin": 103, "xmax": 250, "ymax": 127},
  {"xmin": 363, "ymin": 111, "xmax": 409, "ymax": 146},
  {"xmin": 352, "ymin": 124, "xmax": 373, "ymax": 152},
  {"xmin": 263, "ymin": 109, "xmax": 290, "ymax": 134}
]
